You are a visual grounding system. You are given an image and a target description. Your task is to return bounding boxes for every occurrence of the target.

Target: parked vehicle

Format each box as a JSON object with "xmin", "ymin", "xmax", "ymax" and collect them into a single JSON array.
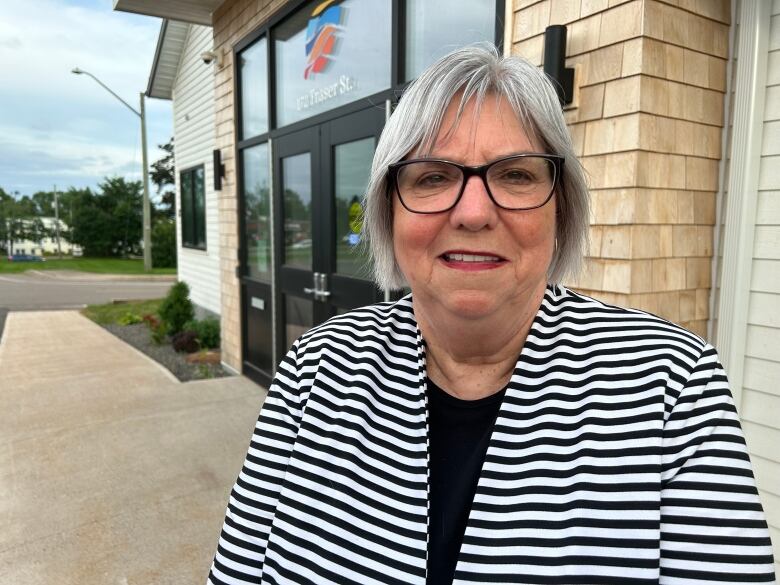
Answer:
[{"xmin": 7, "ymin": 254, "xmax": 45, "ymax": 262}]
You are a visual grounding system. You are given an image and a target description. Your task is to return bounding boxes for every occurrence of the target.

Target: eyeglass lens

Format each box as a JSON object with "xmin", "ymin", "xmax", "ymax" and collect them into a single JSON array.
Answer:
[{"xmin": 396, "ymin": 156, "xmax": 556, "ymax": 213}]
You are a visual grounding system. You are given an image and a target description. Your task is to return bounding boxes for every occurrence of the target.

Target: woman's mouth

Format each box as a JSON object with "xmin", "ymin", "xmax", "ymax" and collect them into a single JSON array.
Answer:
[{"xmin": 440, "ymin": 251, "xmax": 507, "ymax": 270}]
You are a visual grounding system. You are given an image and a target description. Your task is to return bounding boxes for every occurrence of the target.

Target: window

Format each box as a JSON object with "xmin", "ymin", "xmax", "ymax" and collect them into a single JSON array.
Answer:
[
  {"xmin": 242, "ymin": 143, "xmax": 271, "ymax": 281},
  {"xmin": 180, "ymin": 166, "xmax": 206, "ymax": 250},
  {"xmin": 273, "ymin": 0, "xmax": 391, "ymax": 127},
  {"xmin": 404, "ymin": 0, "xmax": 498, "ymax": 81},
  {"xmin": 239, "ymin": 37, "xmax": 269, "ymax": 139}
]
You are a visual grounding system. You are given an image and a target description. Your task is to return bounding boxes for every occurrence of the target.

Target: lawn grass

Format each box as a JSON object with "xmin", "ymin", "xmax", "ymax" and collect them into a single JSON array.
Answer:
[
  {"xmin": 0, "ymin": 257, "xmax": 176, "ymax": 275},
  {"xmin": 82, "ymin": 298, "xmax": 164, "ymax": 326}
]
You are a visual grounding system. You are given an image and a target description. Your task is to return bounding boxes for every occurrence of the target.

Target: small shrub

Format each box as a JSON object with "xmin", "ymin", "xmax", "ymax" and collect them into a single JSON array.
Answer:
[
  {"xmin": 142, "ymin": 313, "xmax": 160, "ymax": 330},
  {"xmin": 183, "ymin": 317, "xmax": 221, "ymax": 349},
  {"xmin": 172, "ymin": 330, "xmax": 199, "ymax": 353},
  {"xmin": 118, "ymin": 312, "xmax": 142, "ymax": 326},
  {"xmin": 150, "ymin": 321, "xmax": 169, "ymax": 345},
  {"xmin": 158, "ymin": 281, "xmax": 194, "ymax": 335}
]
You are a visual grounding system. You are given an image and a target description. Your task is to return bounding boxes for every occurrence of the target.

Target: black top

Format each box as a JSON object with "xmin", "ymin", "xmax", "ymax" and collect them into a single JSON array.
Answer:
[{"xmin": 427, "ymin": 378, "xmax": 506, "ymax": 585}]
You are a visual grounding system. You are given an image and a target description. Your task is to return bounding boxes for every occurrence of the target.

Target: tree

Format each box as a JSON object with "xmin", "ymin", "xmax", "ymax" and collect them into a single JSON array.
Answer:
[
  {"xmin": 151, "ymin": 138, "xmax": 175, "ymax": 219},
  {"xmin": 0, "ymin": 188, "xmax": 13, "ymax": 254},
  {"xmin": 0, "ymin": 189, "xmax": 46, "ymax": 254},
  {"xmin": 14, "ymin": 195, "xmax": 36, "ymax": 217},
  {"xmin": 152, "ymin": 218, "xmax": 177, "ymax": 268},
  {"xmin": 68, "ymin": 177, "xmax": 143, "ymax": 257},
  {"xmin": 32, "ymin": 191, "xmax": 55, "ymax": 216}
]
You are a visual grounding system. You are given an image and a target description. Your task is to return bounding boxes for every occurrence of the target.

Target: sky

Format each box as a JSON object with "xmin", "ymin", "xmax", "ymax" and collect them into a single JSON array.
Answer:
[{"xmin": 0, "ymin": 0, "xmax": 173, "ymax": 203}]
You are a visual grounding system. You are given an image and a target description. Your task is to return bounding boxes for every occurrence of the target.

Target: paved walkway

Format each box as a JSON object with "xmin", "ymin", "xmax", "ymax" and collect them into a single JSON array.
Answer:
[{"xmin": 0, "ymin": 311, "xmax": 267, "ymax": 584}]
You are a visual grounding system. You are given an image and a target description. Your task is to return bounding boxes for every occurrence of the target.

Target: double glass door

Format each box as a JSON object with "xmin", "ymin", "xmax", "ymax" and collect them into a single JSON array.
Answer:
[{"xmin": 273, "ymin": 107, "xmax": 385, "ymax": 362}]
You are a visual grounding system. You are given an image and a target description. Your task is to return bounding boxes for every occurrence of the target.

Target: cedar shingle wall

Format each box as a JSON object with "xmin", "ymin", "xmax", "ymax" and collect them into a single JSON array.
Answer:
[{"xmin": 512, "ymin": 0, "xmax": 730, "ymax": 338}]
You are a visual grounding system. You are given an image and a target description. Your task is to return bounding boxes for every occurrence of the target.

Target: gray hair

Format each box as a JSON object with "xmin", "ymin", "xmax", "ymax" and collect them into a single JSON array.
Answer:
[{"xmin": 362, "ymin": 44, "xmax": 590, "ymax": 292}]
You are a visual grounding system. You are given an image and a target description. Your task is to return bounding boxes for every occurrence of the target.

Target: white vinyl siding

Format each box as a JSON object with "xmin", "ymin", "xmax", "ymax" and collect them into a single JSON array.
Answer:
[
  {"xmin": 741, "ymin": 0, "xmax": 780, "ymax": 569},
  {"xmin": 172, "ymin": 24, "xmax": 220, "ymax": 316}
]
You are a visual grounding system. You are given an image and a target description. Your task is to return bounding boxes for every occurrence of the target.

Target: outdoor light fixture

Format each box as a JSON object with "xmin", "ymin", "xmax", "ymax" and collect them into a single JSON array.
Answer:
[
  {"xmin": 543, "ymin": 25, "xmax": 575, "ymax": 107},
  {"xmin": 72, "ymin": 67, "xmax": 153, "ymax": 271},
  {"xmin": 213, "ymin": 149, "xmax": 225, "ymax": 191}
]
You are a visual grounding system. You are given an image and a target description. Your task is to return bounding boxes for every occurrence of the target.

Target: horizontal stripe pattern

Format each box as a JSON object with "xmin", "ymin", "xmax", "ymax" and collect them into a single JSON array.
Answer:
[{"xmin": 208, "ymin": 286, "xmax": 776, "ymax": 584}]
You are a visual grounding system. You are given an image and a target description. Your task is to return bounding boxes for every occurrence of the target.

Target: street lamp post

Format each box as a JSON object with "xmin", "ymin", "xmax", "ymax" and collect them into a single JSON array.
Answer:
[{"xmin": 71, "ymin": 67, "xmax": 152, "ymax": 271}]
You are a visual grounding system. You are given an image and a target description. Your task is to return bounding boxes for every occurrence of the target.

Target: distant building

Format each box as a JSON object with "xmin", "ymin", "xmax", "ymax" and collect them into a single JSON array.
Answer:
[{"xmin": 5, "ymin": 217, "xmax": 82, "ymax": 257}]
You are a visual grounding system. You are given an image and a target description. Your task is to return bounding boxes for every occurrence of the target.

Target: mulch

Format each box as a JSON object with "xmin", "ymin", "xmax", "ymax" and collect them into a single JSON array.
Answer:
[{"xmin": 102, "ymin": 322, "xmax": 229, "ymax": 382}]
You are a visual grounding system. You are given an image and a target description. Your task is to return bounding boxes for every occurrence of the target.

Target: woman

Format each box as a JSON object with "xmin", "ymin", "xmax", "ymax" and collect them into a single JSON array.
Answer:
[{"xmin": 208, "ymin": 46, "xmax": 776, "ymax": 585}]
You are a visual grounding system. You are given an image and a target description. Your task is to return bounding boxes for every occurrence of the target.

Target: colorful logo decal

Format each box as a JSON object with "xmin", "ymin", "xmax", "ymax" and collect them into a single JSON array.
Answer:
[{"xmin": 304, "ymin": 0, "xmax": 343, "ymax": 80}]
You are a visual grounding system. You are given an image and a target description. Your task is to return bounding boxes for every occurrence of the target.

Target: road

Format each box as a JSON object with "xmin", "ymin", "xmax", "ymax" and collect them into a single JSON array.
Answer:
[{"xmin": 0, "ymin": 270, "xmax": 175, "ymax": 311}]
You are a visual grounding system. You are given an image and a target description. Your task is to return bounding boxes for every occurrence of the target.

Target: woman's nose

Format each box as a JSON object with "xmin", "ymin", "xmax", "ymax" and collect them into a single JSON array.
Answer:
[{"xmin": 448, "ymin": 175, "xmax": 499, "ymax": 231}]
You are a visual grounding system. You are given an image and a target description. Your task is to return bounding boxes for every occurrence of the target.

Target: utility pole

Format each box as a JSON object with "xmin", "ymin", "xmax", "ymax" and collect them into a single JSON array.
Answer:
[
  {"xmin": 140, "ymin": 92, "xmax": 151, "ymax": 271},
  {"xmin": 71, "ymin": 67, "xmax": 152, "ymax": 271},
  {"xmin": 54, "ymin": 185, "xmax": 62, "ymax": 259}
]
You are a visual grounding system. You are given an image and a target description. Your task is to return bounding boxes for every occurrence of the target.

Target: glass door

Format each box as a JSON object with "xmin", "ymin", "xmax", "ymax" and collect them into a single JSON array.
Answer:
[
  {"xmin": 273, "ymin": 107, "xmax": 385, "ymax": 361},
  {"xmin": 319, "ymin": 106, "xmax": 385, "ymax": 314},
  {"xmin": 273, "ymin": 126, "xmax": 322, "ymax": 356}
]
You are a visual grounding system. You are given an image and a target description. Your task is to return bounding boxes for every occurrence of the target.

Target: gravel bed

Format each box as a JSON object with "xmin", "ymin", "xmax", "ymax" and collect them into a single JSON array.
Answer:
[{"xmin": 103, "ymin": 323, "xmax": 228, "ymax": 382}]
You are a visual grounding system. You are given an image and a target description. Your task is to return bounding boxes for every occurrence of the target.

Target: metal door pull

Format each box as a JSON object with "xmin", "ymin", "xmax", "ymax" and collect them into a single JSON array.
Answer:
[{"xmin": 304, "ymin": 273, "xmax": 332, "ymax": 301}]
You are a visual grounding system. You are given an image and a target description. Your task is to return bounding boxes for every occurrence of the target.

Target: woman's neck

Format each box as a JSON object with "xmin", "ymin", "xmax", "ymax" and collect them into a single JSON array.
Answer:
[{"xmin": 415, "ymin": 287, "xmax": 546, "ymax": 400}]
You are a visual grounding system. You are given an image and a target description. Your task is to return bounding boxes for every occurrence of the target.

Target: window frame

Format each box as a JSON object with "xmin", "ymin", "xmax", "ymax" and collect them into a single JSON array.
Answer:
[
  {"xmin": 179, "ymin": 164, "xmax": 207, "ymax": 251},
  {"xmin": 233, "ymin": 0, "xmax": 505, "ymax": 277}
]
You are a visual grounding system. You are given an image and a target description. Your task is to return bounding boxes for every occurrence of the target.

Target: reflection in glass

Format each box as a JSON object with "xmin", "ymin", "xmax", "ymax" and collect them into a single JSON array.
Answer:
[
  {"xmin": 334, "ymin": 137, "xmax": 373, "ymax": 278},
  {"xmin": 193, "ymin": 167, "xmax": 206, "ymax": 248},
  {"xmin": 239, "ymin": 37, "xmax": 269, "ymax": 138},
  {"xmin": 243, "ymin": 143, "xmax": 271, "ymax": 281},
  {"xmin": 180, "ymin": 171, "xmax": 193, "ymax": 246},
  {"xmin": 274, "ymin": 0, "xmax": 391, "ymax": 127},
  {"xmin": 405, "ymin": 0, "xmax": 496, "ymax": 81},
  {"xmin": 285, "ymin": 294, "xmax": 313, "ymax": 350},
  {"xmin": 282, "ymin": 153, "xmax": 312, "ymax": 270}
]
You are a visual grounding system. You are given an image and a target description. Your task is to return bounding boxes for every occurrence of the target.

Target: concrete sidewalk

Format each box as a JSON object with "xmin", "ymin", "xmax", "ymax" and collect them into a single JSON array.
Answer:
[{"xmin": 0, "ymin": 311, "xmax": 267, "ymax": 584}]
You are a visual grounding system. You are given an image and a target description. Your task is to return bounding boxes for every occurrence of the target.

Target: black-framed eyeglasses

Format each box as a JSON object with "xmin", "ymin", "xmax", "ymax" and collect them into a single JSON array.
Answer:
[{"xmin": 388, "ymin": 153, "xmax": 564, "ymax": 214}]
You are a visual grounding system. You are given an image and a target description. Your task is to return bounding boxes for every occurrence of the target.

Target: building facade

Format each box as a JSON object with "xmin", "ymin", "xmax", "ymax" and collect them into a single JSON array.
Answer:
[
  {"xmin": 5, "ymin": 217, "xmax": 81, "ymax": 257},
  {"xmin": 119, "ymin": 0, "xmax": 778, "ymax": 565},
  {"xmin": 148, "ymin": 20, "xmax": 222, "ymax": 317}
]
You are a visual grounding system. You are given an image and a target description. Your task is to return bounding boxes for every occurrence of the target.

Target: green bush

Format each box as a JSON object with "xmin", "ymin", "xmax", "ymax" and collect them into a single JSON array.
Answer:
[
  {"xmin": 158, "ymin": 281, "xmax": 194, "ymax": 335},
  {"xmin": 151, "ymin": 219, "xmax": 177, "ymax": 268},
  {"xmin": 183, "ymin": 317, "xmax": 221, "ymax": 349},
  {"xmin": 118, "ymin": 311, "xmax": 142, "ymax": 326}
]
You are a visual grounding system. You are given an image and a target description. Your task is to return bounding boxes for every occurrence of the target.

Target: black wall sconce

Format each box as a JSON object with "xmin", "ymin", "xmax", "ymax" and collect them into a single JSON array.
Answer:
[
  {"xmin": 213, "ymin": 149, "xmax": 225, "ymax": 191},
  {"xmin": 543, "ymin": 25, "xmax": 575, "ymax": 107}
]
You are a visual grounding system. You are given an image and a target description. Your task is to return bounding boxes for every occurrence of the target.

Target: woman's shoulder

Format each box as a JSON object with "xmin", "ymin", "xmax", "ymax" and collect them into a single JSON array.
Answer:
[
  {"xmin": 295, "ymin": 295, "xmax": 420, "ymax": 354},
  {"xmin": 547, "ymin": 284, "xmax": 708, "ymax": 354}
]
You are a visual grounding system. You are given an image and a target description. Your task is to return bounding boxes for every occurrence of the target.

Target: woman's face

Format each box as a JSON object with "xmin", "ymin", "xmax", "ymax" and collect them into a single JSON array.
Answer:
[{"xmin": 392, "ymin": 95, "xmax": 557, "ymax": 321}]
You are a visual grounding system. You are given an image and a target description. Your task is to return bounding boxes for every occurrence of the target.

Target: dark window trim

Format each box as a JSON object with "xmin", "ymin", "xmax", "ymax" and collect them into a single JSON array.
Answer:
[
  {"xmin": 233, "ymin": 0, "xmax": 504, "ymax": 146},
  {"xmin": 180, "ymin": 164, "xmax": 207, "ymax": 251}
]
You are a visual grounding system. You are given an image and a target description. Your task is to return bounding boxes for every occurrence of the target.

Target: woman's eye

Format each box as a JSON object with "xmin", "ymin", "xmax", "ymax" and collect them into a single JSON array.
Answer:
[
  {"xmin": 500, "ymin": 169, "xmax": 534, "ymax": 183},
  {"xmin": 417, "ymin": 173, "xmax": 450, "ymax": 186}
]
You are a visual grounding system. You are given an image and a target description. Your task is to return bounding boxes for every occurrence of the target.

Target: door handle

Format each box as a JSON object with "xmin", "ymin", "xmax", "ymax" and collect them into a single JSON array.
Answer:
[
  {"xmin": 301, "ymin": 274, "xmax": 332, "ymax": 301},
  {"xmin": 316, "ymin": 273, "xmax": 331, "ymax": 300}
]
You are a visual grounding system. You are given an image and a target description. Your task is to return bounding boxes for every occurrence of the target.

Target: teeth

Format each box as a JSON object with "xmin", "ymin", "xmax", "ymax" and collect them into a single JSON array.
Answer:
[{"xmin": 445, "ymin": 253, "xmax": 502, "ymax": 262}]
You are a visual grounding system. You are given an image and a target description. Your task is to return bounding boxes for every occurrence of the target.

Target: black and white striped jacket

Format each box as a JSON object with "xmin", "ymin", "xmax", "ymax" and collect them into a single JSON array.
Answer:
[{"xmin": 208, "ymin": 285, "xmax": 776, "ymax": 585}]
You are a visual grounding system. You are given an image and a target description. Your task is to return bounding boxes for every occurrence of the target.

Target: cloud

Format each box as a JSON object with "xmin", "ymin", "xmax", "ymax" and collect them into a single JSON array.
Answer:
[
  {"xmin": 0, "ymin": 0, "xmax": 160, "ymax": 101},
  {"xmin": 0, "ymin": 0, "xmax": 173, "ymax": 195},
  {"xmin": 0, "ymin": 37, "xmax": 22, "ymax": 49}
]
